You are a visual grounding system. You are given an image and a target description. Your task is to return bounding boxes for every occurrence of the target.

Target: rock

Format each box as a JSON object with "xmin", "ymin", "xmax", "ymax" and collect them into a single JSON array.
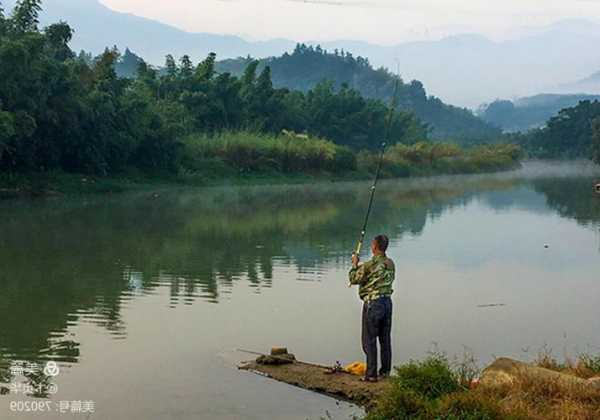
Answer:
[
  {"xmin": 256, "ymin": 353, "xmax": 296, "ymax": 365},
  {"xmin": 271, "ymin": 347, "xmax": 288, "ymax": 356},
  {"xmin": 481, "ymin": 357, "xmax": 590, "ymax": 390}
]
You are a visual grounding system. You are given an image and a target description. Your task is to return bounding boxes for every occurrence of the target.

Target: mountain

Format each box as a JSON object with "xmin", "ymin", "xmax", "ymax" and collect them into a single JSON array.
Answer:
[
  {"xmin": 312, "ymin": 21, "xmax": 600, "ymax": 107},
  {"xmin": 5, "ymin": 0, "xmax": 600, "ymax": 108},
  {"xmin": 1, "ymin": 0, "xmax": 296, "ymax": 63},
  {"xmin": 479, "ymin": 94, "xmax": 600, "ymax": 132},
  {"xmin": 217, "ymin": 46, "xmax": 501, "ymax": 141},
  {"xmin": 556, "ymin": 70, "xmax": 600, "ymax": 95}
]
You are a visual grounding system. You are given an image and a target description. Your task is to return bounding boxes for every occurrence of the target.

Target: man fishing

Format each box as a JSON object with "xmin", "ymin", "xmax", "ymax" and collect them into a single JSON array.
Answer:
[{"xmin": 349, "ymin": 234, "xmax": 395, "ymax": 382}]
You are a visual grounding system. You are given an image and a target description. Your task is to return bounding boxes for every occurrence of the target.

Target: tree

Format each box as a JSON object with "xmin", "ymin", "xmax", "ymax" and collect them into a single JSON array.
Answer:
[
  {"xmin": 116, "ymin": 48, "xmax": 144, "ymax": 78},
  {"xmin": 93, "ymin": 48, "xmax": 120, "ymax": 90},
  {"xmin": 77, "ymin": 50, "xmax": 93, "ymax": 65},
  {"xmin": 592, "ymin": 117, "xmax": 600, "ymax": 164},
  {"xmin": 0, "ymin": 0, "xmax": 441, "ymax": 177},
  {"xmin": 256, "ymin": 66, "xmax": 273, "ymax": 94},
  {"xmin": 179, "ymin": 55, "xmax": 193, "ymax": 79},
  {"xmin": 0, "ymin": 2, "xmax": 6, "ymax": 35},
  {"xmin": 216, "ymin": 45, "xmax": 501, "ymax": 142},
  {"xmin": 44, "ymin": 22, "xmax": 74, "ymax": 61},
  {"xmin": 532, "ymin": 100, "xmax": 600, "ymax": 158},
  {"xmin": 196, "ymin": 52, "xmax": 216, "ymax": 81},
  {"xmin": 241, "ymin": 60, "xmax": 259, "ymax": 88},
  {"xmin": 0, "ymin": 108, "xmax": 15, "ymax": 162},
  {"xmin": 11, "ymin": 0, "xmax": 42, "ymax": 33},
  {"xmin": 165, "ymin": 54, "xmax": 177, "ymax": 77}
]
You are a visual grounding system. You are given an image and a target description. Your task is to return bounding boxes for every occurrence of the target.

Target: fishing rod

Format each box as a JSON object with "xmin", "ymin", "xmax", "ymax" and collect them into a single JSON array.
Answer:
[
  {"xmin": 351, "ymin": 73, "xmax": 400, "ymax": 267},
  {"xmin": 353, "ymin": 141, "xmax": 387, "ymax": 259}
]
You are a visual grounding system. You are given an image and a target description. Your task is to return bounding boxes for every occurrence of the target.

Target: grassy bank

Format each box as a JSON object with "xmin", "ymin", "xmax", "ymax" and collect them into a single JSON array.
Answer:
[
  {"xmin": 365, "ymin": 352, "xmax": 600, "ymax": 420},
  {"xmin": 1, "ymin": 132, "xmax": 523, "ymax": 198},
  {"xmin": 180, "ymin": 131, "xmax": 522, "ymax": 182}
]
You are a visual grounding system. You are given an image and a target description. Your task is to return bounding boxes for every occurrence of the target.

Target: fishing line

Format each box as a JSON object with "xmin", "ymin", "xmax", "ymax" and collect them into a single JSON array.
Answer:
[{"xmin": 351, "ymin": 71, "xmax": 400, "ymax": 260}]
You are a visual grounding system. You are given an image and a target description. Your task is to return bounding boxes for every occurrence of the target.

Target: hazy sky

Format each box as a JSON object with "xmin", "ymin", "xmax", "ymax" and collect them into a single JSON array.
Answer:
[{"xmin": 100, "ymin": 0, "xmax": 600, "ymax": 43}]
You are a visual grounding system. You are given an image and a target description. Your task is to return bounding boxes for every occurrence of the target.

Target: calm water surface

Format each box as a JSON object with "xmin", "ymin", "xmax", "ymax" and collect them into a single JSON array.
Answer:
[{"xmin": 1, "ymin": 161, "xmax": 600, "ymax": 419}]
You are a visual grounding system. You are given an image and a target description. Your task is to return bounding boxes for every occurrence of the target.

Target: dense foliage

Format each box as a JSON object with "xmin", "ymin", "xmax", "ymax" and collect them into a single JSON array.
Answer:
[
  {"xmin": 182, "ymin": 131, "xmax": 356, "ymax": 175},
  {"xmin": 512, "ymin": 100, "xmax": 600, "ymax": 159},
  {"xmin": 0, "ymin": 1, "xmax": 429, "ymax": 176},
  {"xmin": 592, "ymin": 117, "xmax": 600, "ymax": 164},
  {"xmin": 0, "ymin": 0, "xmax": 180, "ymax": 174},
  {"xmin": 217, "ymin": 44, "xmax": 502, "ymax": 142}
]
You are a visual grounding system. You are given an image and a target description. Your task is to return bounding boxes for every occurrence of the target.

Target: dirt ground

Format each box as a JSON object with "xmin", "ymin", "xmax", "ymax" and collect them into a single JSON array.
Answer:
[{"xmin": 238, "ymin": 359, "xmax": 390, "ymax": 409}]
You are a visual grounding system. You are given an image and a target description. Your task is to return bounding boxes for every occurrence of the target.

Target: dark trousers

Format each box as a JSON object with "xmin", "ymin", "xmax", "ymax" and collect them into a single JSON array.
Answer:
[{"xmin": 361, "ymin": 296, "xmax": 392, "ymax": 378}]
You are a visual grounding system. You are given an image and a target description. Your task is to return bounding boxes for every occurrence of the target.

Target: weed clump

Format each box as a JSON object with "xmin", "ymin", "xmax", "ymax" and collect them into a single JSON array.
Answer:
[
  {"xmin": 366, "ymin": 354, "xmax": 510, "ymax": 420},
  {"xmin": 393, "ymin": 354, "xmax": 461, "ymax": 400},
  {"xmin": 366, "ymin": 351, "xmax": 600, "ymax": 420}
]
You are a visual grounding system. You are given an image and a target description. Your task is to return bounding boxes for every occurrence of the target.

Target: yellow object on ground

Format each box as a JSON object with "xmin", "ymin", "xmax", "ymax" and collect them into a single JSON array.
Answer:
[{"xmin": 344, "ymin": 362, "xmax": 367, "ymax": 376}]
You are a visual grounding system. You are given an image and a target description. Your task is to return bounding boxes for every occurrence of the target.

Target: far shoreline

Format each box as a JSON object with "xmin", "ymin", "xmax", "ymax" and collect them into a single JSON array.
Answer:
[{"xmin": 0, "ymin": 161, "xmax": 525, "ymax": 200}]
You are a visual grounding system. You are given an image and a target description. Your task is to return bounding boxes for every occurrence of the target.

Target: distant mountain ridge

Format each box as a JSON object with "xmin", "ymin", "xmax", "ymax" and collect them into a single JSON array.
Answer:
[
  {"xmin": 581, "ymin": 71, "xmax": 600, "ymax": 84},
  {"xmin": 4, "ymin": 0, "xmax": 600, "ymax": 107},
  {"xmin": 479, "ymin": 93, "xmax": 600, "ymax": 132},
  {"xmin": 556, "ymin": 70, "xmax": 600, "ymax": 95}
]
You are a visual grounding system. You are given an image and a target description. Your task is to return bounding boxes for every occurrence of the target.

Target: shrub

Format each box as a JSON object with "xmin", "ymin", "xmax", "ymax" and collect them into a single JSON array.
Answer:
[
  {"xmin": 367, "ymin": 352, "xmax": 600, "ymax": 420},
  {"xmin": 182, "ymin": 131, "xmax": 354, "ymax": 174},
  {"xmin": 365, "ymin": 388, "xmax": 432, "ymax": 420},
  {"xmin": 435, "ymin": 392, "xmax": 518, "ymax": 420},
  {"xmin": 393, "ymin": 354, "xmax": 461, "ymax": 400}
]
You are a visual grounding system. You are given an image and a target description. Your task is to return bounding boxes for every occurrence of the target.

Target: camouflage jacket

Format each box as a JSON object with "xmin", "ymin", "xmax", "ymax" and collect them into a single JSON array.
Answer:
[{"xmin": 349, "ymin": 254, "xmax": 395, "ymax": 302}]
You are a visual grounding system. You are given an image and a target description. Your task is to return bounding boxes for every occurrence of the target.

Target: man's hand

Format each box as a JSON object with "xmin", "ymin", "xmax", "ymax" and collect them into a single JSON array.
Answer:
[{"xmin": 352, "ymin": 253, "xmax": 360, "ymax": 268}]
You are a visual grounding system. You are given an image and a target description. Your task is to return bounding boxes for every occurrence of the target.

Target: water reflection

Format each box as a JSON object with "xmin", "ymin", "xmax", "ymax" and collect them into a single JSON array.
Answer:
[
  {"xmin": 533, "ymin": 177, "xmax": 600, "ymax": 227},
  {"xmin": 0, "ymin": 163, "xmax": 599, "ymax": 385}
]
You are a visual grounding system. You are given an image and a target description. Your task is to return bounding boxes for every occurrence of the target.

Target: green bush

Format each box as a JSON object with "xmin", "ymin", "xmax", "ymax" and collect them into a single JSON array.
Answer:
[
  {"xmin": 435, "ymin": 392, "xmax": 514, "ymax": 420},
  {"xmin": 182, "ymin": 131, "xmax": 355, "ymax": 174},
  {"xmin": 329, "ymin": 147, "xmax": 357, "ymax": 173},
  {"xmin": 393, "ymin": 354, "xmax": 461, "ymax": 400},
  {"xmin": 365, "ymin": 388, "xmax": 432, "ymax": 420}
]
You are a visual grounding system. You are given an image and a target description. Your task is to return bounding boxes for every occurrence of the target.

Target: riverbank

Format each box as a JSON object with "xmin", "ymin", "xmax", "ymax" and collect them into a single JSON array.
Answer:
[
  {"xmin": 0, "ymin": 170, "xmax": 366, "ymax": 198},
  {"xmin": 0, "ymin": 134, "xmax": 523, "ymax": 199},
  {"xmin": 0, "ymin": 165, "xmax": 519, "ymax": 199},
  {"xmin": 241, "ymin": 351, "xmax": 600, "ymax": 420},
  {"xmin": 365, "ymin": 353, "xmax": 600, "ymax": 420}
]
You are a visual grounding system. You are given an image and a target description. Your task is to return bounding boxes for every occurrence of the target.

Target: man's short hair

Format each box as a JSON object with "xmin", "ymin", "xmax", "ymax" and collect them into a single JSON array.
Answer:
[{"xmin": 374, "ymin": 235, "xmax": 389, "ymax": 252}]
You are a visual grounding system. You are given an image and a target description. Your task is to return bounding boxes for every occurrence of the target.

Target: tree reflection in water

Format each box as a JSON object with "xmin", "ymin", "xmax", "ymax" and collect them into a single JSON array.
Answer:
[{"xmin": 0, "ymin": 171, "xmax": 599, "ymax": 380}]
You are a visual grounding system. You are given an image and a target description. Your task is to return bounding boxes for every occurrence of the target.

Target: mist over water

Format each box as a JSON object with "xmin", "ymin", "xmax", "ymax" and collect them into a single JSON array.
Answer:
[{"xmin": 1, "ymin": 161, "xmax": 600, "ymax": 419}]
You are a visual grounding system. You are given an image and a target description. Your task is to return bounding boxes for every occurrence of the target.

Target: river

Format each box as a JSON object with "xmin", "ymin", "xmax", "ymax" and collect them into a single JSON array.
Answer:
[{"xmin": 1, "ymin": 161, "xmax": 600, "ymax": 419}]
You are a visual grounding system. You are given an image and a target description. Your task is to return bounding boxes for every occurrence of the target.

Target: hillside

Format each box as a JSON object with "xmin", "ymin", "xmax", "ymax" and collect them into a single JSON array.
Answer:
[
  {"xmin": 217, "ymin": 45, "xmax": 501, "ymax": 142},
  {"xmin": 514, "ymin": 99, "xmax": 600, "ymax": 159},
  {"xmin": 479, "ymin": 94, "xmax": 600, "ymax": 132}
]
